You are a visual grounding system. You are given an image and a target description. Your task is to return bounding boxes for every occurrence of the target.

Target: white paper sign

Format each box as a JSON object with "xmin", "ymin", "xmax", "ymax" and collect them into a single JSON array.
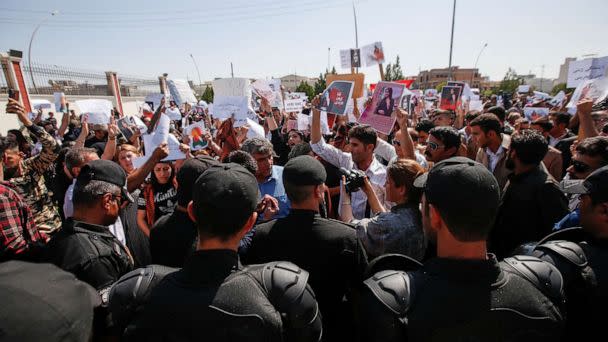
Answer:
[
  {"xmin": 144, "ymin": 93, "xmax": 166, "ymax": 111},
  {"xmin": 212, "ymin": 96, "xmax": 249, "ymax": 120},
  {"xmin": 143, "ymin": 133, "xmax": 186, "ymax": 161},
  {"xmin": 268, "ymin": 79, "xmax": 283, "ymax": 109},
  {"xmin": 566, "ymin": 77, "xmax": 608, "ymax": 113},
  {"xmin": 469, "ymin": 100, "xmax": 483, "ymax": 111},
  {"xmin": 284, "ymin": 99, "xmax": 304, "ymax": 113},
  {"xmin": 53, "ymin": 92, "xmax": 66, "ymax": 112},
  {"xmin": 252, "ymin": 80, "xmax": 274, "ymax": 101},
  {"xmin": 245, "ymin": 118, "xmax": 265, "ymax": 139},
  {"xmin": 340, "ymin": 49, "xmax": 352, "ymax": 69},
  {"xmin": 517, "ymin": 85, "xmax": 530, "ymax": 93},
  {"xmin": 165, "ymin": 107, "xmax": 182, "ymax": 121},
  {"xmin": 75, "ymin": 99, "xmax": 113, "ymax": 124},
  {"xmin": 297, "ymin": 113, "xmax": 310, "ymax": 131},
  {"xmin": 32, "ymin": 99, "xmax": 52, "ymax": 110},
  {"xmin": 549, "ymin": 91, "xmax": 567, "ymax": 107},
  {"xmin": 567, "ymin": 57, "xmax": 608, "ymax": 88},
  {"xmin": 361, "ymin": 42, "xmax": 385, "ymax": 67},
  {"xmin": 213, "ymin": 78, "xmax": 250, "ymax": 97},
  {"xmin": 167, "ymin": 79, "xmax": 197, "ymax": 106},
  {"xmin": 153, "ymin": 113, "xmax": 171, "ymax": 145},
  {"xmin": 130, "ymin": 115, "xmax": 148, "ymax": 134}
]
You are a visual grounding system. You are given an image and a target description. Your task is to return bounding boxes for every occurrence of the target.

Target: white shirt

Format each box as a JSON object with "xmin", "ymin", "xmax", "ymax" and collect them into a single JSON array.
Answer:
[
  {"xmin": 63, "ymin": 180, "xmax": 127, "ymax": 246},
  {"xmin": 549, "ymin": 131, "xmax": 569, "ymax": 147},
  {"xmin": 310, "ymin": 138, "xmax": 387, "ymax": 220},
  {"xmin": 485, "ymin": 145, "xmax": 505, "ymax": 172}
]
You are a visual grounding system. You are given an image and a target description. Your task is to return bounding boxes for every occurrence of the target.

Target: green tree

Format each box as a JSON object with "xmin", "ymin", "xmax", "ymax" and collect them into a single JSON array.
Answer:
[
  {"xmin": 384, "ymin": 55, "xmax": 404, "ymax": 81},
  {"xmin": 498, "ymin": 67, "xmax": 522, "ymax": 94},
  {"xmin": 313, "ymin": 72, "xmax": 327, "ymax": 95},
  {"xmin": 200, "ymin": 85, "xmax": 214, "ymax": 103},
  {"xmin": 296, "ymin": 81, "xmax": 315, "ymax": 101},
  {"xmin": 330, "ymin": 66, "xmax": 337, "ymax": 75},
  {"xmin": 551, "ymin": 83, "xmax": 567, "ymax": 95},
  {"xmin": 435, "ymin": 81, "xmax": 447, "ymax": 92}
]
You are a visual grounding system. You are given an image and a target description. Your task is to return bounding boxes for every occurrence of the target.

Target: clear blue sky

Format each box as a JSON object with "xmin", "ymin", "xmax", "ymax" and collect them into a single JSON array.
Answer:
[{"xmin": 1, "ymin": 0, "xmax": 607, "ymax": 84}]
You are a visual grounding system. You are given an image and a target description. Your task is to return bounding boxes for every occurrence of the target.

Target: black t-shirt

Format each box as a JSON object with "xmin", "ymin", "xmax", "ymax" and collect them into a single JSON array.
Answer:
[
  {"xmin": 138, "ymin": 183, "xmax": 177, "ymax": 221},
  {"xmin": 150, "ymin": 210, "xmax": 197, "ymax": 267}
]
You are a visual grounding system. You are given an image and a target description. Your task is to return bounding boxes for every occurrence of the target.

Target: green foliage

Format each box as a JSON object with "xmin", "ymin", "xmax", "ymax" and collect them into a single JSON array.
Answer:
[
  {"xmin": 435, "ymin": 81, "xmax": 447, "ymax": 92},
  {"xmin": 313, "ymin": 72, "xmax": 327, "ymax": 96},
  {"xmin": 498, "ymin": 67, "xmax": 522, "ymax": 94},
  {"xmin": 200, "ymin": 85, "xmax": 214, "ymax": 103},
  {"xmin": 330, "ymin": 66, "xmax": 337, "ymax": 75},
  {"xmin": 551, "ymin": 83, "xmax": 567, "ymax": 95},
  {"xmin": 296, "ymin": 81, "xmax": 315, "ymax": 101},
  {"xmin": 385, "ymin": 55, "xmax": 404, "ymax": 81}
]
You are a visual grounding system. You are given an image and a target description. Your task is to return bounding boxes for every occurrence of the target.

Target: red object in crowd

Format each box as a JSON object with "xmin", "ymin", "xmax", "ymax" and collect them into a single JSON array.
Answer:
[{"xmin": 369, "ymin": 79, "xmax": 414, "ymax": 93}]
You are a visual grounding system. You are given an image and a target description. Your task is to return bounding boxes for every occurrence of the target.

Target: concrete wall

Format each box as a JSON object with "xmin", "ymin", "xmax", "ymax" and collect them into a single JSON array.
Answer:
[{"xmin": 0, "ymin": 94, "xmax": 146, "ymax": 135}]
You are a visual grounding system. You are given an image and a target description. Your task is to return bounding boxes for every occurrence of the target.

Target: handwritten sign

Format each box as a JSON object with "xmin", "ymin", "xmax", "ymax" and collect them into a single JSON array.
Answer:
[
  {"xmin": 167, "ymin": 79, "xmax": 197, "ymax": 105},
  {"xmin": 284, "ymin": 99, "xmax": 304, "ymax": 113},
  {"xmin": 211, "ymin": 96, "xmax": 249, "ymax": 120},
  {"xmin": 567, "ymin": 56, "xmax": 608, "ymax": 88},
  {"xmin": 75, "ymin": 99, "xmax": 113, "ymax": 125}
]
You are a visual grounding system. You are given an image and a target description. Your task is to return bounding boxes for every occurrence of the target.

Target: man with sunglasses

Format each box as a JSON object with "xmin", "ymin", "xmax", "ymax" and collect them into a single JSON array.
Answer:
[
  {"xmin": 424, "ymin": 126, "xmax": 461, "ymax": 164},
  {"xmin": 44, "ymin": 160, "xmax": 134, "ymax": 311}
]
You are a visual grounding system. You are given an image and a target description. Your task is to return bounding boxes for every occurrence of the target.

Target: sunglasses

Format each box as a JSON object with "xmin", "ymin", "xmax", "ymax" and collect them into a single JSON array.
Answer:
[
  {"xmin": 427, "ymin": 141, "xmax": 444, "ymax": 151},
  {"xmin": 571, "ymin": 160, "xmax": 591, "ymax": 173},
  {"xmin": 392, "ymin": 139, "xmax": 401, "ymax": 146}
]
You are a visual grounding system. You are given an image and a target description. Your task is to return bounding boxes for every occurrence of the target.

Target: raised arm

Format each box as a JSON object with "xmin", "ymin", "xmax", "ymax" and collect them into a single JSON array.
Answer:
[{"xmin": 395, "ymin": 108, "xmax": 416, "ymax": 160}]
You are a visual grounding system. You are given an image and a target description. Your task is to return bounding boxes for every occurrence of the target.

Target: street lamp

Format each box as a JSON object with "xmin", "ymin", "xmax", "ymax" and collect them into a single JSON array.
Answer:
[
  {"xmin": 28, "ymin": 10, "xmax": 58, "ymax": 94},
  {"xmin": 471, "ymin": 43, "xmax": 488, "ymax": 85},
  {"xmin": 447, "ymin": 0, "xmax": 456, "ymax": 81},
  {"xmin": 189, "ymin": 53, "xmax": 202, "ymax": 86}
]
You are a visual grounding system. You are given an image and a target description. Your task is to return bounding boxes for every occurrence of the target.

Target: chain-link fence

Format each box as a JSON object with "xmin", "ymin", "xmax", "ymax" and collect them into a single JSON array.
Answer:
[{"xmin": 4, "ymin": 61, "xmax": 161, "ymax": 97}]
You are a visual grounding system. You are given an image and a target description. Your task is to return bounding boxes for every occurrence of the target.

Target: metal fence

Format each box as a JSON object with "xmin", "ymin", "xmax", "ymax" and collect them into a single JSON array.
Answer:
[{"xmin": 0, "ymin": 61, "xmax": 160, "ymax": 97}]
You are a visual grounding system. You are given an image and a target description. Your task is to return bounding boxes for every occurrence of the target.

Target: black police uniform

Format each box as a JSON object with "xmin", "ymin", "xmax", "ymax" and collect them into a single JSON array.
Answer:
[
  {"xmin": 530, "ymin": 227, "xmax": 608, "ymax": 340},
  {"xmin": 243, "ymin": 210, "xmax": 368, "ymax": 341},
  {"xmin": 44, "ymin": 218, "xmax": 134, "ymax": 300},
  {"xmin": 116, "ymin": 249, "xmax": 322, "ymax": 341},
  {"xmin": 359, "ymin": 254, "xmax": 566, "ymax": 341}
]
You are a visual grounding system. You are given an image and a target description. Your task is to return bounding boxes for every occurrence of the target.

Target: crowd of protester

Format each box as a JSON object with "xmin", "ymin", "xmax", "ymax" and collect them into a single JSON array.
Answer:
[{"xmin": 1, "ymin": 86, "xmax": 607, "ymax": 341}]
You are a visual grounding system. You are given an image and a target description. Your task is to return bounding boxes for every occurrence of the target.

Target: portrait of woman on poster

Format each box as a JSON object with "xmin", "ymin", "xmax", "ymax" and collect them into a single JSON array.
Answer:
[{"xmin": 375, "ymin": 87, "xmax": 395, "ymax": 116}]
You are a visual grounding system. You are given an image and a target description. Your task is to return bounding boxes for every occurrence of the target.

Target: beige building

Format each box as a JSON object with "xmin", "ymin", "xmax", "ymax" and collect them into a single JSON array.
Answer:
[
  {"xmin": 417, "ymin": 66, "xmax": 485, "ymax": 89},
  {"xmin": 557, "ymin": 57, "xmax": 576, "ymax": 85},
  {"xmin": 279, "ymin": 74, "xmax": 318, "ymax": 91}
]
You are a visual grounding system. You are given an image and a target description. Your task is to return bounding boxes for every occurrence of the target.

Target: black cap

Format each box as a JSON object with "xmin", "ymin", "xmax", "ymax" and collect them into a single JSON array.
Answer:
[
  {"xmin": 193, "ymin": 163, "xmax": 259, "ymax": 217},
  {"xmin": 0, "ymin": 261, "xmax": 100, "ymax": 341},
  {"xmin": 414, "ymin": 157, "xmax": 500, "ymax": 211},
  {"xmin": 77, "ymin": 159, "xmax": 134, "ymax": 203},
  {"xmin": 561, "ymin": 165, "xmax": 608, "ymax": 203},
  {"xmin": 176, "ymin": 156, "xmax": 219, "ymax": 206},
  {"xmin": 283, "ymin": 155, "xmax": 327, "ymax": 186}
]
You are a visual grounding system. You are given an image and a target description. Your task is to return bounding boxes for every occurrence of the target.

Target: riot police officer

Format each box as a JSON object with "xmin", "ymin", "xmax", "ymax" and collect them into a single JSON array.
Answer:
[
  {"xmin": 110, "ymin": 163, "xmax": 322, "ymax": 341},
  {"xmin": 359, "ymin": 157, "xmax": 566, "ymax": 341}
]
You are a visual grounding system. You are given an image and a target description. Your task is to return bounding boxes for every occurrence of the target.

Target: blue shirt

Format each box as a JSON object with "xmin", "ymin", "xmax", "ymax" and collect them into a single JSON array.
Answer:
[{"xmin": 258, "ymin": 165, "xmax": 290, "ymax": 220}]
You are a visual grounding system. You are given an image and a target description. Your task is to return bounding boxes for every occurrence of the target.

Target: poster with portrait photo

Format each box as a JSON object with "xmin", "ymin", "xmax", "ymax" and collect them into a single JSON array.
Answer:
[
  {"xmin": 523, "ymin": 107, "xmax": 550, "ymax": 121},
  {"xmin": 315, "ymin": 81, "xmax": 354, "ymax": 115},
  {"xmin": 359, "ymin": 81, "xmax": 406, "ymax": 134},
  {"xmin": 361, "ymin": 42, "xmax": 385, "ymax": 67},
  {"xmin": 439, "ymin": 86, "xmax": 462, "ymax": 111}
]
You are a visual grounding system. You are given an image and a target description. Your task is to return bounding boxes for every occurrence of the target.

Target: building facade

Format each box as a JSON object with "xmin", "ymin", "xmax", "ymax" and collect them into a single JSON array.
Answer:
[{"xmin": 417, "ymin": 66, "xmax": 485, "ymax": 89}]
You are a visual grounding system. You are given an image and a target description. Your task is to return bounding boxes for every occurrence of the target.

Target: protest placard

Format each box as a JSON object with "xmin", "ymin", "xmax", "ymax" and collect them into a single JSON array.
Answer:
[
  {"xmin": 567, "ymin": 56, "xmax": 608, "ymax": 88},
  {"xmin": 167, "ymin": 79, "xmax": 197, "ymax": 105},
  {"xmin": 424, "ymin": 89, "xmax": 438, "ymax": 99},
  {"xmin": 566, "ymin": 77, "xmax": 608, "ymax": 113},
  {"xmin": 340, "ymin": 49, "xmax": 352, "ymax": 69},
  {"xmin": 144, "ymin": 93, "xmax": 166, "ymax": 111},
  {"xmin": 326, "ymin": 73, "xmax": 365, "ymax": 99},
  {"xmin": 517, "ymin": 85, "xmax": 531, "ymax": 93},
  {"xmin": 350, "ymin": 49, "xmax": 362, "ymax": 68},
  {"xmin": 533, "ymin": 91, "xmax": 551, "ymax": 101},
  {"xmin": 361, "ymin": 42, "xmax": 385, "ymax": 67},
  {"xmin": 469, "ymin": 100, "xmax": 484, "ymax": 112},
  {"xmin": 75, "ymin": 99, "xmax": 113, "ymax": 125},
  {"xmin": 165, "ymin": 106, "xmax": 182, "ymax": 121},
  {"xmin": 284, "ymin": 99, "xmax": 304, "ymax": 113},
  {"xmin": 32, "ymin": 99, "xmax": 52, "ymax": 110},
  {"xmin": 523, "ymin": 107, "xmax": 550, "ymax": 121},
  {"xmin": 316, "ymin": 81, "xmax": 354, "ymax": 115},
  {"xmin": 212, "ymin": 96, "xmax": 249, "ymax": 121},
  {"xmin": 359, "ymin": 81, "xmax": 406, "ymax": 134},
  {"xmin": 142, "ymin": 133, "xmax": 185, "ymax": 161},
  {"xmin": 439, "ymin": 86, "xmax": 462, "ymax": 111},
  {"xmin": 116, "ymin": 117, "xmax": 134, "ymax": 141},
  {"xmin": 53, "ymin": 92, "xmax": 66, "ymax": 113},
  {"xmin": 269, "ymin": 79, "xmax": 284, "ymax": 109},
  {"xmin": 297, "ymin": 113, "xmax": 310, "ymax": 131},
  {"xmin": 185, "ymin": 121, "xmax": 208, "ymax": 151},
  {"xmin": 252, "ymin": 79, "xmax": 274, "ymax": 102}
]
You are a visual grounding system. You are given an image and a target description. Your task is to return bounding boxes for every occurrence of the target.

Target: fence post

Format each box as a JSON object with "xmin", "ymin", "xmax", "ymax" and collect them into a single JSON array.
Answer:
[
  {"xmin": 159, "ymin": 74, "xmax": 168, "ymax": 95},
  {"xmin": 1, "ymin": 50, "xmax": 33, "ymax": 113},
  {"xmin": 106, "ymin": 71, "xmax": 124, "ymax": 115}
]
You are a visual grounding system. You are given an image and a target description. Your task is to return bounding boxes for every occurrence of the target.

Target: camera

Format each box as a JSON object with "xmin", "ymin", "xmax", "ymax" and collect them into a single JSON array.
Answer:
[{"xmin": 339, "ymin": 167, "xmax": 366, "ymax": 193}]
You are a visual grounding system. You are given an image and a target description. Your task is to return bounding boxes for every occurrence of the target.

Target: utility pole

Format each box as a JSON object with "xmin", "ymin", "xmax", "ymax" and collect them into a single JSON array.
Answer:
[
  {"xmin": 540, "ymin": 64, "xmax": 545, "ymax": 92},
  {"xmin": 230, "ymin": 62, "xmax": 234, "ymax": 78},
  {"xmin": 448, "ymin": 0, "xmax": 456, "ymax": 81},
  {"xmin": 352, "ymin": 1, "xmax": 359, "ymax": 73}
]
